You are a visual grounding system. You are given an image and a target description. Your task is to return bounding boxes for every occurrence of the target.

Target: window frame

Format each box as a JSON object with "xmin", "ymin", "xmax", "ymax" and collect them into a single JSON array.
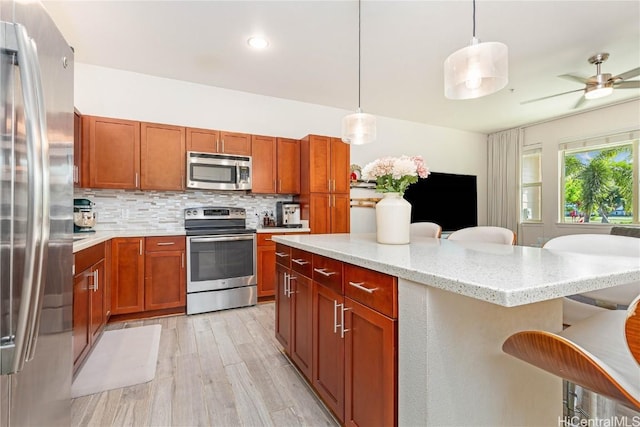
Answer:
[
  {"xmin": 558, "ymin": 130, "xmax": 639, "ymax": 225},
  {"xmin": 520, "ymin": 148, "xmax": 542, "ymax": 223}
]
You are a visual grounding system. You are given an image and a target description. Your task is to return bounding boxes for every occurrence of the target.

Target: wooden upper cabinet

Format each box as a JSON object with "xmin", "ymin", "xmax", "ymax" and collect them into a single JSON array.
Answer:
[
  {"xmin": 140, "ymin": 122, "xmax": 186, "ymax": 190},
  {"xmin": 251, "ymin": 135, "xmax": 277, "ymax": 194},
  {"xmin": 85, "ymin": 116, "xmax": 140, "ymax": 189},
  {"xmin": 186, "ymin": 127, "xmax": 251, "ymax": 156},
  {"xmin": 186, "ymin": 127, "xmax": 219, "ymax": 153},
  {"xmin": 307, "ymin": 135, "xmax": 332, "ymax": 193},
  {"xmin": 277, "ymin": 138, "xmax": 300, "ymax": 194},
  {"xmin": 330, "ymin": 138, "xmax": 350, "ymax": 194},
  {"xmin": 220, "ymin": 131, "xmax": 252, "ymax": 155}
]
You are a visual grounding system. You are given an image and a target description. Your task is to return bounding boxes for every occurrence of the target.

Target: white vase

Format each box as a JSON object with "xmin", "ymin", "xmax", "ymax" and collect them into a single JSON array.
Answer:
[{"xmin": 375, "ymin": 192, "xmax": 412, "ymax": 244}]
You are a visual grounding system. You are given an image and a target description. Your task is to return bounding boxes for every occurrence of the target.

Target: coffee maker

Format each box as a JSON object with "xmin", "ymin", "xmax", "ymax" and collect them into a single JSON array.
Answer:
[
  {"xmin": 276, "ymin": 202, "xmax": 301, "ymax": 228},
  {"xmin": 73, "ymin": 198, "xmax": 96, "ymax": 233}
]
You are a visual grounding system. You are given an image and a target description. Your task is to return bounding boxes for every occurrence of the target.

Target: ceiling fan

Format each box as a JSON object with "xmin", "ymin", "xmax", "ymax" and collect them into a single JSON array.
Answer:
[{"xmin": 521, "ymin": 53, "xmax": 640, "ymax": 109}]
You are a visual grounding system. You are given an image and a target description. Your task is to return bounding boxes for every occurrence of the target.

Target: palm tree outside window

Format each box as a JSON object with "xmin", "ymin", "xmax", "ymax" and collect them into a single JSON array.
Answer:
[{"xmin": 559, "ymin": 131, "xmax": 639, "ymax": 225}]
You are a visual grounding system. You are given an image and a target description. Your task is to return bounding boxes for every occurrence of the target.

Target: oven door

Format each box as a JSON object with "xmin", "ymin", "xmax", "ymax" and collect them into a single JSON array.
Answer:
[{"xmin": 187, "ymin": 234, "xmax": 256, "ymax": 293}]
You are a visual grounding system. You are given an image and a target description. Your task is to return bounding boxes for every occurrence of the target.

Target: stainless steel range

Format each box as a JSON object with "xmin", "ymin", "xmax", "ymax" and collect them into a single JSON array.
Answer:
[{"xmin": 184, "ymin": 207, "xmax": 256, "ymax": 314}]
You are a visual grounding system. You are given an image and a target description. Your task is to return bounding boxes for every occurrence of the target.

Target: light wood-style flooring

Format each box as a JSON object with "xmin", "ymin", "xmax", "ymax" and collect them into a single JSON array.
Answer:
[{"xmin": 71, "ymin": 302, "xmax": 337, "ymax": 426}]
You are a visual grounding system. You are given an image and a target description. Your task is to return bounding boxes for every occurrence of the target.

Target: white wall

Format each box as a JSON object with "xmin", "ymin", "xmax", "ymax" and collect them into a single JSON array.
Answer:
[
  {"xmin": 75, "ymin": 63, "xmax": 488, "ymax": 229},
  {"xmin": 519, "ymin": 100, "xmax": 640, "ymax": 246}
]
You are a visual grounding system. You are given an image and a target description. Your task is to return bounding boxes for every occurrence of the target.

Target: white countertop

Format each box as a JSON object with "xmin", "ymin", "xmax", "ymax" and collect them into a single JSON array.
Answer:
[
  {"xmin": 73, "ymin": 229, "xmax": 186, "ymax": 253},
  {"xmin": 272, "ymin": 233, "xmax": 640, "ymax": 307}
]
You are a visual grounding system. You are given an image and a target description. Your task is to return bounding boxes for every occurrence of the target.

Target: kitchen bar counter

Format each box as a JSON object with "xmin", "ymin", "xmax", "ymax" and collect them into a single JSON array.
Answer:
[
  {"xmin": 272, "ymin": 233, "xmax": 640, "ymax": 306},
  {"xmin": 73, "ymin": 229, "xmax": 186, "ymax": 253},
  {"xmin": 273, "ymin": 233, "xmax": 640, "ymax": 426}
]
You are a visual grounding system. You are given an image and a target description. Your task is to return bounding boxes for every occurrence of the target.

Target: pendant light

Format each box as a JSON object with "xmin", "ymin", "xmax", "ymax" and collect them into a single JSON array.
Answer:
[
  {"xmin": 444, "ymin": 0, "xmax": 508, "ymax": 100},
  {"xmin": 341, "ymin": 0, "xmax": 376, "ymax": 145}
]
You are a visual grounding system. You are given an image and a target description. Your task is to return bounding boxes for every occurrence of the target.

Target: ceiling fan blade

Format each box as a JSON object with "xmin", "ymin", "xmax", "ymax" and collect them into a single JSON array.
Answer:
[
  {"xmin": 614, "ymin": 67, "xmax": 640, "ymax": 81},
  {"xmin": 573, "ymin": 95, "xmax": 588, "ymax": 109},
  {"xmin": 559, "ymin": 74, "xmax": 589, "ymax": 84},
  {"xmin": 520, "ymin": 88, "xmax": 585, "ymax": 105},
  {"xmin": 614, "ymin": 80, "xmax": 640, "ymax": 89}
]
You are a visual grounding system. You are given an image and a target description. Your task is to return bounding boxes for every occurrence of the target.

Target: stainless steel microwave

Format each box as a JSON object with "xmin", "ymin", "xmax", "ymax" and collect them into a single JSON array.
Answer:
[{"xmin": 186, "ymin": 151, "xmax": 252, "ymax": 191}]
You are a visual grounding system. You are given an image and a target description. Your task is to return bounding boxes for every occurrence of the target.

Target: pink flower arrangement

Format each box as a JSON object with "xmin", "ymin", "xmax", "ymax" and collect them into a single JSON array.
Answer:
[{"xmin": 361, "ymin": 155, "xmax": 430, "ymax": 195}]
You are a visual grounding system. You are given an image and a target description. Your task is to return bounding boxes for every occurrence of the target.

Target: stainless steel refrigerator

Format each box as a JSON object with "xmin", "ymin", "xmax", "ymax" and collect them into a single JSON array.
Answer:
[{"xmin": 0, "ymin": 1, "xmax": 73, "ymax": 425}]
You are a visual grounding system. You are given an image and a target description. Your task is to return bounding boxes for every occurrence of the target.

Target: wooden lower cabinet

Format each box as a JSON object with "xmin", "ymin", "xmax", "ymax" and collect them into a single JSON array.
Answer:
[
  {"xmin": 275, "ymin": 263, "xmax": 292, "ymax": 350},
  {"xmin": 73, "ymin": 242, "xmax": 107, "ymax": 373},
  {"xmin": 111, "ymin": 236, "xmax": 185, "ymax": 318},
  {"xmin": 258, "ymin": 232, "xmax": 310, "ymax": 298},
  {"xmin": 312, "ymin": 282, "xmax": 345, "ymax": 423},
  {"xmin": 144, "ymin": 236, "xmax": 186, "ymax": 310},
  {"xmin": 275, "ymin": 246, "xmax": 398, "ymax": 426},
  {"xmin": 344, "ymin": 297, "xmax": 397, "ymax": 427},
  {"xmin": 111, "ymin": 237, "xmax": 145, "ymax": 315},
  {"xmin": 291, "ymin": 274, "xmax": 313, "ymax": 380}
]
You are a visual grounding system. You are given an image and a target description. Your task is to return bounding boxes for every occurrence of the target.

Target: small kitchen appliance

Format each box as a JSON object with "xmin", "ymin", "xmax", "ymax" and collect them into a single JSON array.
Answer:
[
  {"xmin": 276, "ymin": 202, "xmax": 302, "ymax": 228},
  {"xmin": 73, "ymin": 198, "xmax": 96, "ymax": 233}
]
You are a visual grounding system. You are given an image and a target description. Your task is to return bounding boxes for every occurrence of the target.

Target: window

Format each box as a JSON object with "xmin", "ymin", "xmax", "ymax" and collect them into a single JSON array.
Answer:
[
  {"xmin": 559, "ymin": 130, "xmax": 639, "ymax": 225},
  {"xmin": 521, "ymin": 149, "xmax": 542, "ymax": 222}
]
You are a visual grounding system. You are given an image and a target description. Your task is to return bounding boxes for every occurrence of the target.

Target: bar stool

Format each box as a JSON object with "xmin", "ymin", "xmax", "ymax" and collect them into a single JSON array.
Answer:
[
  {"xmin": 410, "ymin": 222, "xmax": 442, "ymax": 238},
  {"xmin": 503, "ymin": 294, "xmax": 640, "ymax": 410},
  {"xmin": 447, "ymin": 226, "xmax": 516, "ymax": 245},
  {"xmin": 543, "ymin": 234, "xmax": 640, "ymax": 326}
]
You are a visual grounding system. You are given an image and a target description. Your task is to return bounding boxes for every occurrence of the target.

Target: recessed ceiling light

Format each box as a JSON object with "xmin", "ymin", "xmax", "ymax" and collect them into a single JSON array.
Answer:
[{"xmin": 247, "ymin": 37, "xmax": 269, "ymax": 49}]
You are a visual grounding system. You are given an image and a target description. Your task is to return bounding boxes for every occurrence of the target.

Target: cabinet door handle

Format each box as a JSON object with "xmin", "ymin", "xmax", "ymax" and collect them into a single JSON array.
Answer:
[
  {"xmin": 292, "ymin": 258, "xmax": 309, "ymax": 265},
  {"xmin": 328, "ymin": 179, "xmax": 331, "ymax": 192},
  {"xmin": 264, "ymin": 238, "xmax": 273, "ymax": 241},
  {"xmin": 73, "ymin": 165, "xmax": 78, "ymax": 183},
  {"xmin": 88, "ymin": 271, "xmax": 95, "ymax": 291},
  {"xmin": 341, "ymin": 305, "xmax": 350, "ymax": 339},
  {"xmin": 314, "ymin": 268, "xmax": 336, "ymax": 277},
  {"xmin": 348, "ymin": 281, "xmax": 377, "ymax": 294},
  {"xmin": 181, "ymin": 253, "xmax": 184, "ymax": 269},
  {"xmin": 94, "ymin": 270, "xmax": 99, "ymax": 292},
  {"xmin": 139, "ymin": 239, "xmax": 143, "ymax": 255},
  {"xmin": 278, "ymin": 179, "xmax": 282, "ymax": 192},
  {"xmin": 333, "ymin": 300, "xmax": 339, "ymax": 334},
  {"xmin": 216, "ymin": 138, "xmax": 220, "ymax": 152},
  {"xmin": 332, "ymin": 179, "xmax": 336, "ymax": 192},
  {"xmin": 287, "ymin": 274, "xmax": 296, "ymax": 297},
  {"xmin": 275, "ymin": 252, "xmax": 289, "ymax": 258},
  {"xmin": 156, "ymin": 242, "xmax": 175, "ymax": 246},
  {"xmin": 135, "ymin": 172, "xmax": 139, "ymax": 188},
  {"xmin": 283, "ymin": 272, "xmax": 290, "ymax": 296}
]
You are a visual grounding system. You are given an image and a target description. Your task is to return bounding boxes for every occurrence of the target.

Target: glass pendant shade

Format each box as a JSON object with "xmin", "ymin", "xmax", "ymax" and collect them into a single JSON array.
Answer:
[
  {"xmin": 341, "ymin": 109, "xmax": 376, "ymax": 145},
  {"xmin": 444, "ymin": 37, "xmax": 508, "ymax": 100}
]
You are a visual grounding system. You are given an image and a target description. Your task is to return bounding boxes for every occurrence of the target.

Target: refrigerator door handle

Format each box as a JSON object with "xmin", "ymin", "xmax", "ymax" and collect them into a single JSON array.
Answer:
[{"xmin": 3, "ymin": 23, "xmax": 50, "ymax": 373}]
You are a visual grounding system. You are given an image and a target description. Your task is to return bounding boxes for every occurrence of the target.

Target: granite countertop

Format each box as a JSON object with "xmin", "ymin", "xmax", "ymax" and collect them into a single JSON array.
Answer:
[
  {"xmin": 73, "ymin": 229, "xmax": 186, "ymax": 253},
  {"xmin": 272, "ymin": 233, "xmax": 640, "ymax": 308}
]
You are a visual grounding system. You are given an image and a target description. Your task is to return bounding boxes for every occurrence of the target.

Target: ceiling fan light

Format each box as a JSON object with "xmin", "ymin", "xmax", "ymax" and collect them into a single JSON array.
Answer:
[
  {"xmin": 584, "ymin": 84, "xmax": 613, "ymax": 100},
  {"xmin": 342, "ymin": 110, "xmax": 376, "ymax": 145},
  {"xmin": 444, "ymin": 38, "xmax": 508, "ymax": 100}
]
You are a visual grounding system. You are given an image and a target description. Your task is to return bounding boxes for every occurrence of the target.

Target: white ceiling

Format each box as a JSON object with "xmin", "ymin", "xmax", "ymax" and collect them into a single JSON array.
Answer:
[{"xmin": 42, "ymin": 0, "xmax": 640, "ymax": 134}]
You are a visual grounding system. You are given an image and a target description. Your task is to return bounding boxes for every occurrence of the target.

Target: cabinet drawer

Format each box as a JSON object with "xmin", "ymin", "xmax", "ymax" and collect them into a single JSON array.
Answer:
[
  {"xmin": 257, "ymin": 233, "xmax": 279, "ymax": 247},
  {"xmin": 290, "ymin": 248, "xmax": 312, "ymax": 278},
  {"xmin": 74, "ymin": 242, "xmax": 105, "ymax": 273},
  {"xmin": 275, "ymin": 243, "xmax": 291, "ymax": 267},
  {"xmin": 145, "ymin": 236, "xmax": 185, "ymax": 252},
  {"xmin": 344, "ymin": 264, "xmax": 397, "ymax": 318},
  {"xmin": 312, "ymin": 254, "xmax": 343, "ymax": 294}
]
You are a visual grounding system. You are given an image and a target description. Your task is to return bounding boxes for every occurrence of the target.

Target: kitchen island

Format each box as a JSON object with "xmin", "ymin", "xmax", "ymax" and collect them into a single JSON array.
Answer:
[{"xmin": 272, "ymin": 233, "xmax": 640, "ymax": 426}]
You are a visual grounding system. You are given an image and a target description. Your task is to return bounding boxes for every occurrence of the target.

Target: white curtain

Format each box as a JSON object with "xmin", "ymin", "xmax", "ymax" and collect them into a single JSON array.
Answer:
[{"xmin": 487, "ymin": 128, "xmax": 521, "ymax": 235}]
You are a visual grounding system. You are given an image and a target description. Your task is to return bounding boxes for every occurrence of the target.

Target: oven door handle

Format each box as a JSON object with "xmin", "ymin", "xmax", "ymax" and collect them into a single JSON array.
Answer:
[{"xmin": 189, "ymin": 235, "xmax": 254, "ymax": 243}]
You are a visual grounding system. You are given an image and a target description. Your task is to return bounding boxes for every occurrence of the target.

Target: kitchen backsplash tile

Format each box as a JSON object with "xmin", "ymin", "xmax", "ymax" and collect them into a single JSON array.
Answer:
[{"xmin": 75, "ymin": 189, "xmax": 293, "ymax": 231}]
